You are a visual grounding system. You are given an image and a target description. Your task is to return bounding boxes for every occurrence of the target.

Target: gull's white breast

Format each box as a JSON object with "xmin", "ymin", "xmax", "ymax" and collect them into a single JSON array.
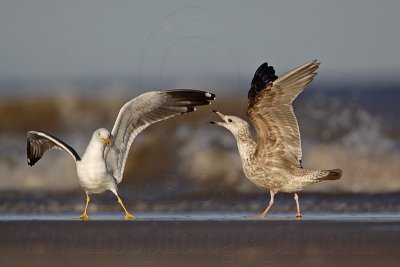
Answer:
[{"xmin": 76, "ymin": 140, "xmax": 116, "ymax": 194}]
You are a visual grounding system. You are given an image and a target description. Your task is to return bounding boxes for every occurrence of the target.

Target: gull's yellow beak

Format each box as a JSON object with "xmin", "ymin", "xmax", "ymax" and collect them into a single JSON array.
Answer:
[{"xmin": 103, "ymin": 137, "xmax": 111, "ymax": 145}]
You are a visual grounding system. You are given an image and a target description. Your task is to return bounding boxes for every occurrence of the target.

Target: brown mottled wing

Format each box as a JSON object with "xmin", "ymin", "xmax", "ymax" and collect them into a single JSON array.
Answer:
[
  {"xmin": 27, "ymin": 131, "xmax": 81, "ymax": 166},
  {"xmin": 105, "ymin": 89, "xmax": 215, "ymax": 183},
  {"xmin": 247, "ymin": 60, "xmax": 320, "ymax": 165}
]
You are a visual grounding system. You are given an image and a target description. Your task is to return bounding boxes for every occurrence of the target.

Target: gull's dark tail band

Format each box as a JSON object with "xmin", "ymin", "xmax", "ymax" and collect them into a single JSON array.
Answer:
[{"xmin": 319, "ymin": 169, "xmax": 343, "ymax": 181}]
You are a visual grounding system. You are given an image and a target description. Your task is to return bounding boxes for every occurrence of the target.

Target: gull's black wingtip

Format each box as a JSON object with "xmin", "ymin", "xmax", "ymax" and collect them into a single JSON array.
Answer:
[
  {"xmin": 27, "ymin": 156, "xmax": 38, "ymax": 167},
  {"xmin": 165, "ymin": 89, "xmax": 216, "ymax": 115},
  {"xmin": 205, "ymin": 92, "xmax": 216, "ymax": 100},
  {"xmin": 248, "ymin": 61, "xmax": 278, "ymax": 101},
  {"xmin": 166, "ymin": 89, "xmax": 216, "ymax": 102}
]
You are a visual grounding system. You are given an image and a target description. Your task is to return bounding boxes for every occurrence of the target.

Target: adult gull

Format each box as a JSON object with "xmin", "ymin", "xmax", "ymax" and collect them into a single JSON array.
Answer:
[
  {"xmin": 210, "ymin": 60, "xmax": 342, "ymax": 218},
  {"xmin": 27, "ymin": 89, "xmax": 215, "ymax": 220}
]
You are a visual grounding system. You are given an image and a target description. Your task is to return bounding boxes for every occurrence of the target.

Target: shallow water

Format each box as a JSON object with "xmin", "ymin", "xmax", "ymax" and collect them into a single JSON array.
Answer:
[
  {"xmin": 1, "ymin": 211, "xmax": 399, "ymax": 267},
  {"xmin": 1, "ymin": 211, "xmax": 400, "ymax": 221}
]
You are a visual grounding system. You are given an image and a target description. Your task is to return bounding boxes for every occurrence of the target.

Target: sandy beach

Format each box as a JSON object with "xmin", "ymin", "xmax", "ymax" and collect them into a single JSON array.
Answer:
[{"xmin": 1, "ymin": 213, "xmax": 399, "ymax": 267}]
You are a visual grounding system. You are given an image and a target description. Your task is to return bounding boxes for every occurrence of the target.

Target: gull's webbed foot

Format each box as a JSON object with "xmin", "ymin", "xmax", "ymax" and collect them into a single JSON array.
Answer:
[
  {"xmin": 125, "ymin": 213, "xmax": 136, "ymax": 220},
  {"xmin": 78, "ymin": 213, "xmax": 89, "ymax": 220},
  {"xmin": 246, "ymin": 214, "xmax": 267, "ymax": 219}
]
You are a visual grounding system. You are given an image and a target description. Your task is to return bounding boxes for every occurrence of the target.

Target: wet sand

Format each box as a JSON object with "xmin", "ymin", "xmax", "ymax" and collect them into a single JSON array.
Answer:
[{"xmin": 0, "ymin": 213, "xmax": 399, "ymax": 267}]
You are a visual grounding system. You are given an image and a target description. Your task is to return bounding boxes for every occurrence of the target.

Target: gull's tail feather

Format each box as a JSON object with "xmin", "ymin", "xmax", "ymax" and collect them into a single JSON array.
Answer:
[{"xmin": 318, "ymin": 169, "xmax": 343, "ymax": 181}]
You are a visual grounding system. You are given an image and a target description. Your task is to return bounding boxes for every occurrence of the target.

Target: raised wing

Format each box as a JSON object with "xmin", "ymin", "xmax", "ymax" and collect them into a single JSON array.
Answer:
[
  {"xmin": 105, "ymin": 89, "xmax": 215, "ymax": 183},
  {"xmin": 247, "ymin": 60, "xmax": 320, "ymax": 165},
  {"xmin": 27, "ymin": 131, "xmax": 81, "ymax": 166}
]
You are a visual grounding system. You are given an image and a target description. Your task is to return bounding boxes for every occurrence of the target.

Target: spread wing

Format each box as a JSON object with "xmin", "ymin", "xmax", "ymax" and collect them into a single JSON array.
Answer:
[
  {"xmin": 27, "ymin": 131, "xmax": 81, "ymax": 166},
  {"xmin": 105, "ymin": 89, "xmax": 215, "ymax": 183},
  {"xmin": 247, "ymin": 60, "xmax": 320, "ymax": 166}
]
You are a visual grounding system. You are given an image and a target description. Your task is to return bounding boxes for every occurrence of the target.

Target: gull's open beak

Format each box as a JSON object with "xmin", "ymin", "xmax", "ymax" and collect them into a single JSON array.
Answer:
[
  {"xmin": 209, "ymin": 110, "xmax": 227, "ymax": 126},
  {"xmin": 103, "ymin": 137, "xmax": 111, "ymax": 145}
]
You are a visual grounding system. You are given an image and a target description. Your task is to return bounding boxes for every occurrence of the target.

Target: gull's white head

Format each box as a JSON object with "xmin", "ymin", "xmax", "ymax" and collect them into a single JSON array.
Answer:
[
  {"xmin": 93, "ymin": 128, "xmax": 111, "ymax": 145},
  {"xmin": 210, "ymin": 110, "xmax": 250, "ymax": 136}
]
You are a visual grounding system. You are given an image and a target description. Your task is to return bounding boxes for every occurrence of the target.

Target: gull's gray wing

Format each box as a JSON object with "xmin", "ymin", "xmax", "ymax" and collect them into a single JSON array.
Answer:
[
  {"xmin": 247, "ymin": 60, "xmax": 319, "ymax": 166},
  {"xmin": 105, "ymin": 89, "xmax": 215, "ymax": 183},
  {"xmin": 27, "ymin": 131, "xmax": 80, "ymax": 166}
]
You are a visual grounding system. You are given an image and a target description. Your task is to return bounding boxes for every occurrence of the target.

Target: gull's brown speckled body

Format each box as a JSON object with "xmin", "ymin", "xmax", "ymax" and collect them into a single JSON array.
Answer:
[{"xmin": 211, "ymin": 60, "xmax": 342, "ymax": 218}]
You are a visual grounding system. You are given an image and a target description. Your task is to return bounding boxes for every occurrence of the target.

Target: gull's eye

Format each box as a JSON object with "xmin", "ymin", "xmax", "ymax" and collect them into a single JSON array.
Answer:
[{"xmin": 228, "ymin": 119, "xmax": 233, "ymax": 122}]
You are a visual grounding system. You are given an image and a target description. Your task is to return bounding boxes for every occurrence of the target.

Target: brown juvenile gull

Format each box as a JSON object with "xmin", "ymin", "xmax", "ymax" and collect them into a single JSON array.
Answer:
[
  {"xmin": 27, "ymin": 90, "xmax": 215, "ymax": 220},
  {"xmin": 210, "ymin": 60, "xmax": 342, "ymax": 218}
]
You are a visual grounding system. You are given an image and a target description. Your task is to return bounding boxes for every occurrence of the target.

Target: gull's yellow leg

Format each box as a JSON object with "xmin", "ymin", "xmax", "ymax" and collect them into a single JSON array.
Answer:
[
  {"xmin": 78, "ymin": 193, "xmax": 90, "ymax": 220},
  {"xmin": 116, "ymin": 195, "xmax": 135, "ymax": 220}
]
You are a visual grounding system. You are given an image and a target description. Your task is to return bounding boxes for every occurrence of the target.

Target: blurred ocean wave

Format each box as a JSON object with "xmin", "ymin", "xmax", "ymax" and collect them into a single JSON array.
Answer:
[{"xmin": 0, "ymin": 86, "xmax": 399, "ymax": 195}]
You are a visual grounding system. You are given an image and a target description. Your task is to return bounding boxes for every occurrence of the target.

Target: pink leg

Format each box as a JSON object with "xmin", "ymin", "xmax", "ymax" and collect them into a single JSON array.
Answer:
[
  {"xmin": 294, "ymin": 193, "xmax": 302, "ymax": 218},
  {"xmin": 261, "ymin": 191, "xmax": 275, "ymax": 218}
]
